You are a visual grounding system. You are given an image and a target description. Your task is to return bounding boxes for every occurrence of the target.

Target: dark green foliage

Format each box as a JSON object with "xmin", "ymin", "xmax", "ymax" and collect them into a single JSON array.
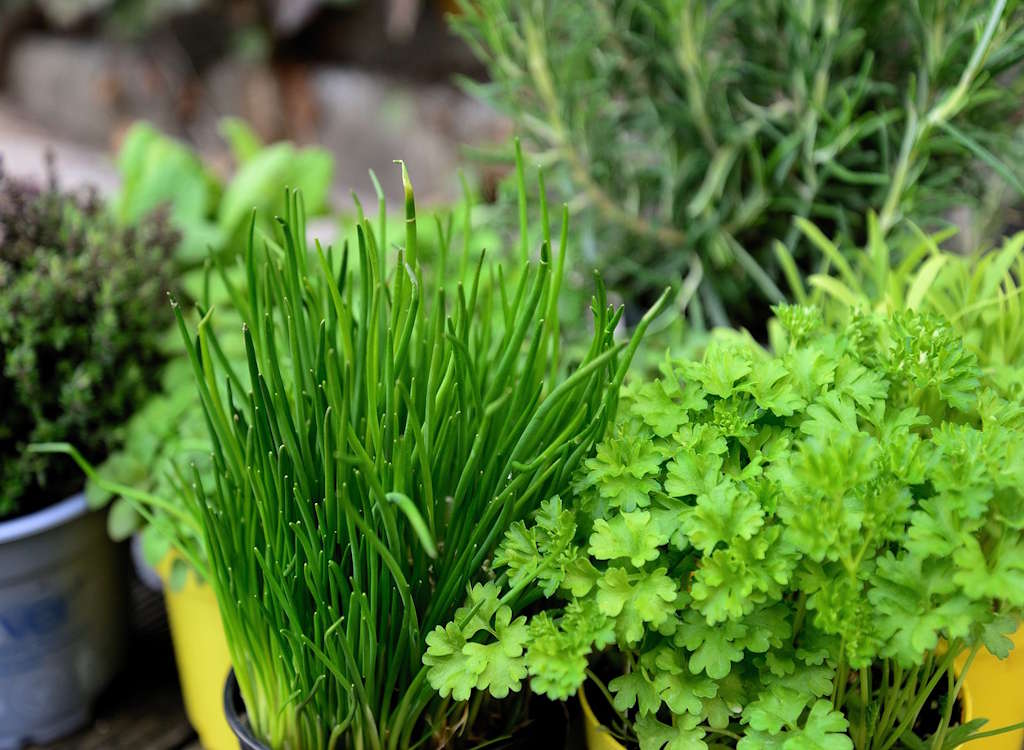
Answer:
[
  {"xmin": 453, "ymin": 0, "xmax": 1024, "ymax": 327},
  {"xmin": 0, "ymin": 169, "xmax": 178, "ymax": 518}
]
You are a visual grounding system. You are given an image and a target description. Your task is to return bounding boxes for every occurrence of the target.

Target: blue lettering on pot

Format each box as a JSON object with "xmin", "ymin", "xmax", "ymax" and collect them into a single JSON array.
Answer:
[{"xmin": 0, "ymin": 595, "xmax": 69, "ymax": 642}]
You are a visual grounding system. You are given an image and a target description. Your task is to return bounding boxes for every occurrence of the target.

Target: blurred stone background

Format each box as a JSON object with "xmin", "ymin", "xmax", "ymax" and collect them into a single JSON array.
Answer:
[{"xmin": 0, "ymin": 0, "xmax": 510, "ymax": 205}]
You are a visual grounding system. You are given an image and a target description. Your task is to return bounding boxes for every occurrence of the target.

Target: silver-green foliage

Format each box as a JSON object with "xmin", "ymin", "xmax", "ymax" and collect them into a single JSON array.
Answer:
[{"xmin": 453, "ymin": 0, "xmax": 1024, "ymax": 323}]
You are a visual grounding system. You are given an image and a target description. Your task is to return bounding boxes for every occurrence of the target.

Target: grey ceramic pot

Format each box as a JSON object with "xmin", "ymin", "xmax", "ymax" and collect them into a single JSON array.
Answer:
[{"xmin": 0, "ymin": 494, "xmax": 126, "ymax": 749}]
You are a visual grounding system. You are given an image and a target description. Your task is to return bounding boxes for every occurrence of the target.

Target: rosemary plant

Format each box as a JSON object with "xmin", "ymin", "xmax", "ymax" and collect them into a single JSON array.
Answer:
[
  {"xmin": 453, "ymin": 0, "xmax": 1024, "ymax": 327},
  {"xmin": 172, "ymin": 164, "xmax": 667, "ymax": 749}
]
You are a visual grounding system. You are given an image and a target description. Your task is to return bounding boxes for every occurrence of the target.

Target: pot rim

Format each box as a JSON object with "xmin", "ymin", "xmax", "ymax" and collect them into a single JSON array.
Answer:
[
  {"xmin": 0, "ymin": 492, "xmax": 88, "ymax": 545},
  {"xmin": 224, "ymin": 669, "xmax": 271, "ymax": 750},
  {"xmin": 579, "ymin": 672, "xmax": 976, "ymax": 750}
]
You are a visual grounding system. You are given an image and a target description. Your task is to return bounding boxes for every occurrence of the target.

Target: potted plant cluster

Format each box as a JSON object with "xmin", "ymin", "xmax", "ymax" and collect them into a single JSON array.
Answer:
[
  {"xmin": 46, "ymin": 146, "xmax": 667, "ymax": 747},
  {"xmin": 172, "ymin": 166, "xmax": 668, "ymax": 748},
  {"xmin": 0, "ymin": 166, "xmax": 178, "ymax": 748},
  {"xmin": 12, "ymin": 0, "xmax": 1024, "ymax": 747},
  {"xmin": 50, "ymin": 156, "xmax": 1024, "ymax": 750}
]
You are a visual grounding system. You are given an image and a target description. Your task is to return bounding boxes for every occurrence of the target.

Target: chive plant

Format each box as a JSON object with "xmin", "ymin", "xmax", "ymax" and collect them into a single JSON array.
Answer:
[{"xmin": 173, "ymin": 162, "xmax": 667, "ymax": 749}]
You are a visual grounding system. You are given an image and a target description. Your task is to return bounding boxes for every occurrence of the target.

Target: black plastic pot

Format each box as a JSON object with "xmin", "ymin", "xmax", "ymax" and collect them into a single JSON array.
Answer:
[
  {"xmin": 223, "ymin": 670, "xmax": 271, "ymax": 750},
  {"xmin": 222, "ymin": 669, "xmax": 574, "ymax": 750}
]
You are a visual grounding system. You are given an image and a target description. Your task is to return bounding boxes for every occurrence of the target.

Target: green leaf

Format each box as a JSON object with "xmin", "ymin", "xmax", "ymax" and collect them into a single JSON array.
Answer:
[
  {"xmin": 665, "ymin": 452, "xmax": 724, "ymax": 498},
  {"xmin": 697, "ymin": 340, "xmax": 752, "ymax": 398},
  {"xmin": 653, "ymin": 648, "xmax": 718, "ymax": 717},
  {"xmin": 937, "ymin": 120, "xmax": 1024, "ymax": 198},
  {"xmin": 525, "ymin": 609, "xmax": 600, "ymax": 700},
  {"xmin": 596, "ymin": 567, "xmax": 678, "ymax": 643},
  {"xmin": 675, "ymin": 613, "xmax": 747, "ymax": 679},
  {"xmin": 461, "ymin": 606, "xmax": 529, "ymax": 698},
  {"xmin": 219, "ymin": 117, "xmax": 265, "ymax": 164},
  {"xmin": 107, "ymin": 497, "xmax": 141, "ymax": 541},
  {"xmin": 636, "ymin": 714, "xmax": 708, "ymax": 750},
  {"xmin": 578, "ymin": 430, "xmax": 665, "ymax": 510},
  {"xmin": 562, "ymin": 557, "xmax": 602, "ymax": 597},
  {"xmin": 739, "ymin": 700, "xmax": 851, "ymax": 750},
  {"xmin": 140, "ymin": 525, "xmax": 172, "ymax": 567},
  {"xmin": 953, "ymin": 536, "xmax": 1024, "ymax": 603},
  {"xmin": 787, "ymin": 700, "xmax": 852, "ymax": 750},
  {"xmin": 424, "ymin": 591, "xmax": 529, "ymax": 701},
  {"xmin": 217, "ymin": 144, "xmax": 333, "ymax": 236},
  {"xmin": 743, "ymin": 686, "xmax": 809, "ymax": 734},
  {"xmin": 590, "ymin": 510, "xmax": 670, "ymax": 567},
  {"xmin": 630, "ymin": 379, "xmax": 693, "ymax": 436},
  {"xmin": 168, "ymin": 557, "xmax": 189, "ymax": 592},
  {"xmin": 423, "ymin": 622, "xmax": 479, "ymax": 701},
  {"xmin": 610, "ymin": 669, "xmax": 662, "ymax": 716},
  {"xmin": 745, "ymin": 357, "xmax": 807, "ymax": 416},
  {"xmin": 495, "ymin": 495, "xmax": 578, "ymax": 593},
  {"xmin": 975, "ymin": 615, "xmax": 1018, "ymax": 660},
  {"xmin": 869, "ymin": 554, "xmax": 982, "ymax": 664},
  {"xmin": 678, "ymin": 482, "xmax": 764, "ymax": 554}
]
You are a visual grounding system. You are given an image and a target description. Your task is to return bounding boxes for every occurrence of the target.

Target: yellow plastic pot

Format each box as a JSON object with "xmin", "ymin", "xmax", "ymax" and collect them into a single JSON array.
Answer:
[
  {"xmin": 579, "ymin": 640, "xmax": 1024, "ymax": 750},
  {"xmin": 158, "ymin": 556, "xmax": 235, "ymax": 750},
  {"xmin": 954, "ymin": 626, "xmax": 1024, "ymax": 750},
  {"xmin": 580, "ymin": 686, "xmax": 626, "ymax": 750}
]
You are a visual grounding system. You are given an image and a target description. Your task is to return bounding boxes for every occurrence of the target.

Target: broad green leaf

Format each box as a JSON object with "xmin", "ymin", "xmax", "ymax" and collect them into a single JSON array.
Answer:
[
  {"xmin": 107, "ymin": 497, "xmax": 141, "ymax": 541},
  {"xmin": 590, "ymin": 510, "xmax": 670, "ymax": 566}
]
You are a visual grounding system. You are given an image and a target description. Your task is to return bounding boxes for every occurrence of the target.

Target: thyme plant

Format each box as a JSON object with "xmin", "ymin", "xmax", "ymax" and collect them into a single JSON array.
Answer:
[
  {"xmin": 172, "ymin": 166, "xmax": 667, "ymax": 748},
  {"xmin": 0, "ymin": 168, "xmax": 178, "ymax": 518},
  {"xmin": 453, "ymin": 0, "xmax": 1024, "ymax": 326}
]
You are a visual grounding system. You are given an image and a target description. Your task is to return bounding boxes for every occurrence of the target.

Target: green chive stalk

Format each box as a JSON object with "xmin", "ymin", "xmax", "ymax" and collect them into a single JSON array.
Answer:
[{"xmin": 174, "ymin": 161, "xmax": 668, "ymax": 749}]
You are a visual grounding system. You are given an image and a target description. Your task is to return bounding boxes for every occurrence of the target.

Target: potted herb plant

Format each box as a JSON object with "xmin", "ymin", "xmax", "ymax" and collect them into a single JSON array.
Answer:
[
  {"xmin": 451, "ymin": 0, "xmax": 1024, "ymax": 330},
  {"xmin": 775, "ymin": 219, "xmax": 1024, "ymax": 750},
  {"xmin": 58, "ymin": 120, "xmax": 336, "ymax": 750},
  {"xmin": 183, "ymin": 160, "xmax": 667, "ymax": 746},
  {"xmin": 0, "ymin": 167, "xmax": 178, "ymax": 747},
  {"xmin": 428, "ymin": 304, "xmax": 1024, "ymax": 750}
]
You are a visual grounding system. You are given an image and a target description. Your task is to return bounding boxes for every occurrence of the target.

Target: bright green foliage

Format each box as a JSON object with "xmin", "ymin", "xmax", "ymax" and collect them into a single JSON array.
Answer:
[
  {"xmin": 62, "ymin": 119, "xmax": 333, "ymax": 561},
  {"xmin": 115, "ymin": 119, "xmax": 333, "ymax": 265},
  {"xmin": 83, "ymin": 269, "xmax": 247, "ymax": 567},
  {"xmin": 427, "ymin": 306, "xmax": 1024, "ymax": 750},
  {"xmin": 0, "ymin": 171, "xmax": 178, "ymax": 518},
  {"xmin": 452, "ymin": 0, "xmax": 1024, "ymax": 326},
  {"xmin": 162, "ymin": 162, "xmax": 667, "ymax": 750},
  {"xmin": 778, "ymin": 217, "xmax": 1024, "ymax": 378}
]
